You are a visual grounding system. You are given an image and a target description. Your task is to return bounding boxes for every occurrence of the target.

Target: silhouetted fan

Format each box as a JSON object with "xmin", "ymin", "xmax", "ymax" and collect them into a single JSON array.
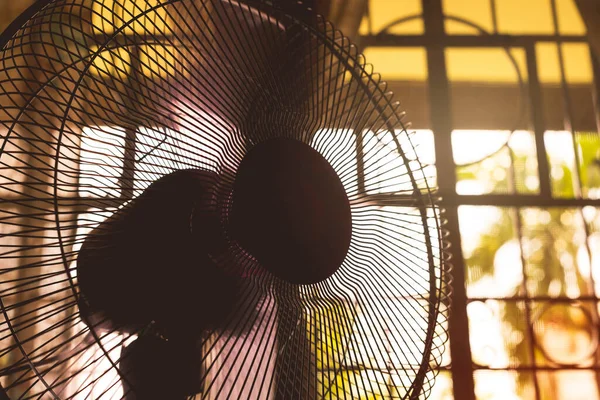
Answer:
[
  {"xmin": 77, "ymin": 169, "xmax": 236, "ymax": 338},
  {"xmin": 0, "ymin": 0, "xmax": 449, "ymax": 399}
]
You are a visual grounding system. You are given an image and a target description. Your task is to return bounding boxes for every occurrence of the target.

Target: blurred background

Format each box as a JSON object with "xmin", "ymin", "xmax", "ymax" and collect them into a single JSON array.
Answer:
[{"xmin": 1, "ymin": 0, "xmax": 600, "ymax": 399}]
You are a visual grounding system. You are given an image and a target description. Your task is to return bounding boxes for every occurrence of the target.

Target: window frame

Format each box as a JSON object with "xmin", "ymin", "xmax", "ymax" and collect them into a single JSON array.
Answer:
[{"xmin": 358, "ymin": 0, "xmax": 600, "ymax": 399}]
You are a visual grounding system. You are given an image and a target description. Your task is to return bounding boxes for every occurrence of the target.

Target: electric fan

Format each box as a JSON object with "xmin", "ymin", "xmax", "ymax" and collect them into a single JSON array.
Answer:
[{"xmin": 0, "ymin": 0, "xmax": 450, "ymax": 398}]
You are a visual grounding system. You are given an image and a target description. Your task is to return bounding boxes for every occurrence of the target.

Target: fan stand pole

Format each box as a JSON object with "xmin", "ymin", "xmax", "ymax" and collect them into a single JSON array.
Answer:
[{"xmin": 274, "ymin": 286, "xmax": 316, "ymax": 400}]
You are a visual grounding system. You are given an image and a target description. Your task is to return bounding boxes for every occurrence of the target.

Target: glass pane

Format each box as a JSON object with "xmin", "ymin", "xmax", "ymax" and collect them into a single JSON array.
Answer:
[
  {"xmin": 92, "ymin": 0, "xmax": 172, "ymax": 35},
  {"xmin": 496, "ymin": 0, "xmax": 554, "ymax": 35},
  {"xmin": 134, "ymin": 125, "xmax": 226, "ymax": 194},
  {"xmin": 358, "ymin": 0, "xmax": 423, "ymax": 35},
  {"xmin": 459, "ymin": 206, "xmax": 522, "ymax": 298},
  {"xmin": 444, "ymin": 0, "xmax": 584, "ymax": 35},
  {"xmin": 317, "ymin": 370, "xmax": 390, "ymax": 399},
  {"xmin": 531, "ymin": 301, "xmax": 597, "ymax": 367},
  {"xmin": 544, "ymin": 133, "xmax": 600, "ymax": 199},
  {"xmin": 410, "ymin": 130, "xmax": 436, "ymax": 189},
  {"xmin": 446, "ymin": 47, "xmax": 528, "ymax": 130},
  {"xmin": 556, "ymin": 0, "xmax": 587, "ymax": 35},
  {"xmin": 429, "ymin": 371, "xmax": 453, "ymax": 400},
  {"xmin": 79, "ymin": 126, "xmax": 126, "ymax": 198},
  {"xmin": 443, "ymin": 0, "xmax": 494, "ymax": 34},
  {"xmin": 537, "ymin": 370, "xmax": 600, "ymax": 399},
  {"xmin": 389, "ymin": 371, "xmax": 441, "ymax": 399},
  {"xmin": 0, "ymin": 309, "xmax": 12, "ymax": 369},
  {"xmin": 345, "ymin": 299, "xmax": 440, "ymax": 369},
  {"xmin": 122, "ymin": 0, "xmax": 172, "ymax": 35},
  {"xmin": 510, "ymin": 132, "xmax": 541, "ymax": 194},
  {"xmin": 555, "ymin": 0, "xmax": 587, "ymax": 35},
  {"xmin": 362, "ymin": 129, "xmax": 435, "ymax": 194},
  {"xmin": 541, "ymin": 89, "xmax": 596, "ymax": 132},
  {"xmin": 454, "ymin": 131, "xmax": 539, "ymax": 195},
  {"xmin": 474, "ymin": 370, "xmax": 536, "ymax": 400},
  {"xmin": 362, "ymin": 48, "xmax": 428, "ymax": 81},
  {"xmin": 89, "ymin": 45, "xmax": 131, "ymax": 80},
  {"xmin": 348, "ymin": 205, "xmax": 440, "ymax": 299},
  {"xmin": 536, "ymin": 43, "xmax": 593, "ymax": 85},
  {"xmin": 576, "ymin": 132, "xmax": 600, "ymax": 199},
  {"xmin": 386, "ymin": 81, "xmax": 430, "ymax": 130},
  {"xmin": 545, "ymin": 131, "xmax": 577, "ymax": 198},
  {"xmin": 312, "ymin": 129, "xmax": 358, "ymax": 197},
  {"xmin": 468, "ymin": 300, "xmax": 532, "ymax": 367},
  {"xmin": 62, "ymin": 330, "xmax": 127, "ymax": 398},
  {"xmin": 445, "ymin": 48, "xmax": 527, "ymax": 83},
  {"xmin": 0, "ymin": 207, "xmax": 20, "ymax": 369},
  {"xmin": 307, "ymin": 300, "xmax": 358, "ymax": 371},
  {"xmin": 139, "ymin": 44, "xmax": 176, "ymax": 78},
  {"xmin": 520, "ymin": 208, "xmax": 592, "ymax": 297},
  {"xmin": 92, "ymin": 0, "xmax": 119, "ymax": 34},
  {"xmin": 434, "ymin": 304, "xmax": 451, "ymax": 368},
  {"xmin": 583, "ymin": 207, "xmax": 600, "ymax": 295},
  {"xmin": 0, "ymin": 134, "xmax": 26, "ymax": 200}
]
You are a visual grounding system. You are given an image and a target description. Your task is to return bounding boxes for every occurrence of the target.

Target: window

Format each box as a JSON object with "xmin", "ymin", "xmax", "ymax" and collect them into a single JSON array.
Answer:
[{"xmin": 360, "ymin": 0, "xmax": 600, "ymax": 399}]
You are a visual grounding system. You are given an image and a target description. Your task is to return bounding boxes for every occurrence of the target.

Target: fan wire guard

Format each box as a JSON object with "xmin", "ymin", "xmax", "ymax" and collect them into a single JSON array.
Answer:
[{"xmin": 0, "ymin": 0, "xmax": 450, "ymax": 398}]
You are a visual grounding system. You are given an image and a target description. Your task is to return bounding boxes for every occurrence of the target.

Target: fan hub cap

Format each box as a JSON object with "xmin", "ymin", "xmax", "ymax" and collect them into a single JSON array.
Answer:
[{"xmin": 230, "ymin": 138, "xmax": 352, "ymax": 284}]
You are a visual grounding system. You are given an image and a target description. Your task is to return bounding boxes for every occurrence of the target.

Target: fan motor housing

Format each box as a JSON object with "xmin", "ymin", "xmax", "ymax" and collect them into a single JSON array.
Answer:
[{"xmin": 230, "ymin": 137, "xmax": 352, "ymax": 285}]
